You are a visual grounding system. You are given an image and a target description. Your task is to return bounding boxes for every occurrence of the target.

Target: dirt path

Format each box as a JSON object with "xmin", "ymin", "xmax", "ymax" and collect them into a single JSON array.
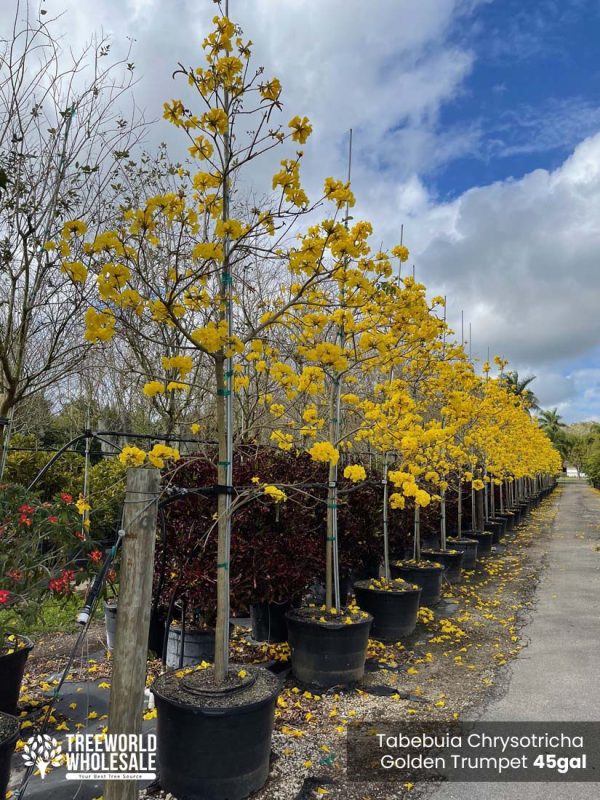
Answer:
[{"xmin": 427, "ymin": 480, "xmax": 600, "ymax": 800}]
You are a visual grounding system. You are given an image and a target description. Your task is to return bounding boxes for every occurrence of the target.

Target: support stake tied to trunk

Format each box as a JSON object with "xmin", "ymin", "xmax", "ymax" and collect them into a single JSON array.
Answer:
[{"xmin": 106, "ymin": 466, "xmax": 160, "ymax": 800}]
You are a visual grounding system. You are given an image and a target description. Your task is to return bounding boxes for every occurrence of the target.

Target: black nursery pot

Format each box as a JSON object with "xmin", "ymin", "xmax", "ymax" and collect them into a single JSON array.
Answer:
[
  {"xmin": 497, "ymin": 511, "xmax": 516, "ymax": 532},
  {"xmin": 483, "ymin": 520, "xmax": 504, "ymax": 545},
  {"xmin": 166, "ymin": 625, "xmax": 231, "ymax": 668},
  {"xmin": 446, "ymin": 538, "xmax": 478, "ymax": 570},
  {"xmin": 488, "ymin": 516, "xmax": 507, "ymax": 538},
  {"xmin": 509, "ymin": 506, "xmax": 523, "ymax": 525},
  {"xmin": 250, "ymin": 600, "xmax": 291, "ymax": 643},
  {"xmin": 390, "ymin": 562, "xmax": 444, "ymax": 607},
  {"xmin": 353, "ymin": 581, "xmax": 421, "ymax": 641},
  {"xmin": 0, "ymin": 636, "xmax": 34, "ymax": 715},
  {"xmin": 0, "ymin": 712, "xmax": 20, "ymax": 799},
  {"xmin": 421, "ymin": 549, "xmax": 464, "ymax": 584},
  {"xmin": 285, "ymin": 610, "xmax": 372, "ymax": 688},
  {"xmin": 463, "ymin": 530, "xmax": 494, "ymax": 555},
  {"xmin": 152, "ymin": 665, "xmax": 280, "ymax": 800}
]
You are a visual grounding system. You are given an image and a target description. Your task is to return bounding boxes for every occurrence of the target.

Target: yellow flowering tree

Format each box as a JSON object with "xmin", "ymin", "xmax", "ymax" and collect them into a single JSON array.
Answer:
[{"xmin": 52, "ymin": 11, "xmax": 376, "ymax": 681}]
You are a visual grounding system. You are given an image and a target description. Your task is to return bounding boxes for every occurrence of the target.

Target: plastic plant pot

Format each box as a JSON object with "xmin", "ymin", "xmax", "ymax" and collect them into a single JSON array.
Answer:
[
  {"xmin": 446, "ymin": 538, "xmax": 478, "ymax": 570},
  {"xmin": 152, "ymin": 664, "xmax": 280, "ymax": 800},
  {"xmin": 0, "ymin": 635, "xmax": 34, "ymax": 715},
  {"xmin": 250, "ymin": 600, "xmax": 290, "ymax": 643},
  {"xmin": 389, "ymin": 561, "xmax": 444, "ymax": 607},
  {"xmin": 0, "ymin": 712, "xmax": 20, "ymax": 799},
  {"xmin": 353, "ymin": 580, "xmax": 421, "ymax": 641},
  {"xmin": 420, "ymin": 549, "xmax": 465, "ymax": 584},
  {"xmin": 285, "ymin": 609, "xmax": 372, "ymax": 688},
  {"xmin": 462, "ymin": 530, "xmax": 493, "ymax": 555}
]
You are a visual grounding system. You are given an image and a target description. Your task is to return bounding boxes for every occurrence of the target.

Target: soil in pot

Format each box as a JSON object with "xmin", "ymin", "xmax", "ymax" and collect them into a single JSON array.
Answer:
[
  {"xmin": 353, "ymin": 578, "xmax": 421, "ymax": 641},
  {"xmin": 285, "ymin": 606, "xmax": 372, "ymax": 688},
  {"xmin": 250, "ymin": 600, "xmax": 290, "ymax": 643},
  {"xmin": 389, "ymin": 560, "xmax": 444, "ymax": 607},
  {"xmin": 421, "ymin": 549, "xmax": 464, "ymax": 583},
  {"xmin": 152, "ymin": 663, "xmax": 279, "ymax": 800},
  {"xmin": 446, "ymin": 538, "xmax": 478, "ymax": 570},
  {"xmin": 0, "ymin": 635, "xmax": 34, "ymax": 715},
  {"xmin": 0, "ymin": 712, "xmax": 20, "ymax": 799}
]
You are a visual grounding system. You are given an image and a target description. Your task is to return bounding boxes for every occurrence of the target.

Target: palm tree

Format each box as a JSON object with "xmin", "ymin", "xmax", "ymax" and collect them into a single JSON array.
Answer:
[
  {"xmin": 537, "ymin": 407, "xmax": 569, "ymax": 460},
  {"xmin": 500, "ymin": 371, "xmax": 539, "ymax": 411},
  {"xmin": 538, "ymin": 408, "xmax": 566, "ymax": 438}
]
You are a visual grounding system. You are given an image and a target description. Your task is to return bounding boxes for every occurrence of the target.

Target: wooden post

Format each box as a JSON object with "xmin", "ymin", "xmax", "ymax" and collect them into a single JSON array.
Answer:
[{"xmin": 106, "ymin": 467, "xmax": 160, "ymax": 800}]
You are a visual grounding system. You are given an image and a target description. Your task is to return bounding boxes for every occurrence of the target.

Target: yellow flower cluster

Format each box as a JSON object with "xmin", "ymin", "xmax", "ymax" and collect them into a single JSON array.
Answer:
[
  {"xmin": 343, "ymin": 464, "xmax": 366, "ymax": 483},
  {"xmin": 118, "ymin": 444, "xmax": 180, "ymax": 469},
  {"xmin": 308, "ymin": 441, "xmax": 340, "ymax": 466},
  {"xmin": 263, "ymin": 485, "xmax": 287, "ymax": 503}
]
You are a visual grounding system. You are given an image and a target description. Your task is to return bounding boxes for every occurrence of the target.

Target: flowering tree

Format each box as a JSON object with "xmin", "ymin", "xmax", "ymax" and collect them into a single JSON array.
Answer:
[{"xmin": 53, "ymin": 10, "xmax": 361, "ymax": 683}]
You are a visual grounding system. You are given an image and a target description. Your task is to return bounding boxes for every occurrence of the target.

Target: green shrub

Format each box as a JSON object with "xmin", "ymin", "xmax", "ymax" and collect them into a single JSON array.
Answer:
[
  {"xmin": 87, "ymin": 458, "xmax": 128, "ymax": 543},
  {"xmin": 4, "ymin": 433, "xmax": 85, "ymax": 498}
]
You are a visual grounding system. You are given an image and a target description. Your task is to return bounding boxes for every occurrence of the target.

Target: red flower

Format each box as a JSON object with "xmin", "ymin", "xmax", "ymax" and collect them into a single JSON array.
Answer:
[
  {"xmin": 74, "ymin": 530, "xmax": 86, "ymax": 541},
  {"xmin": 18, "ymin": 504, "xmax": 36, "ymax": 514},
  {"xmin": 7, "ymin": 569, "xmax": 21, "ymax": 581},
  {"xmin": 0, "ymin": 590, "xmax": 10, "ymax": 605},
  {"xmin": 47, "ymin": 516, "xmax": 58, "ymax": 524},
  {"xmin": 19, "ymin": 514, "xmax": 32, "ymax": 526},
  {"xmin": 89, "ymin": 550, "xmax": 103, "ymax": 564},
  {"xmin": 48, "ymin": 569, "xmax": 75, "ymax": 595},
  {"xmin": 60, "ymin": 493, "xmax": 73, "ymax": 504}
]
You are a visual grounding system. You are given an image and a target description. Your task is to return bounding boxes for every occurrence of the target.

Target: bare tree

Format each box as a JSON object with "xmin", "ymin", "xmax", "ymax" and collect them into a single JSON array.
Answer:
[{"xmin": 0, "ymin": 1, "xmax": 143, "ymax": 443}]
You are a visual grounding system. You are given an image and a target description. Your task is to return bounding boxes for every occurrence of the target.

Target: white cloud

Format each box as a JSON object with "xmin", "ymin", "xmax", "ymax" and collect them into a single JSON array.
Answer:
[{"xmin": 405, "ymin": 134, "xmax": 600, "ymax": 420}]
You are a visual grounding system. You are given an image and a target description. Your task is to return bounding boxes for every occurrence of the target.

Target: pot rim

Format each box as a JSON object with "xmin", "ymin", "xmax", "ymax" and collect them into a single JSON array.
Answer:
[
  {"xmin": 353, "ymin": 579, "xmax": 421, "ymax": 595},
  {"xmin": 446, "ymin": 537, "xmax": 478, "ymax": 544},
  {"xmin": 392, "ymin": 560, "xmax": 444, "ymax": 571},
  {"xmin": 285, "ymin": 608, "xmax": 373, "ymax": 628},
  {"xmin": 0, "ymin": 633, "xmax": 34, "ymax": 659},
  {"xmin": 150, "ymin": 665, "xmax": 280, "ymax": 715}
]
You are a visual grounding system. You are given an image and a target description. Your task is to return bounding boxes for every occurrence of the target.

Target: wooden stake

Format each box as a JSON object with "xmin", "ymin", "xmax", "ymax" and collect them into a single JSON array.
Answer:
[{"xmin": 106, "ymin": 467, "xmax": 160, "ymax": 800}]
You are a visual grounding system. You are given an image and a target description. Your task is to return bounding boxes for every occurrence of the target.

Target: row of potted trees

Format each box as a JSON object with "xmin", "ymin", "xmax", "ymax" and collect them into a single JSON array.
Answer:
[{"xmin": 39, "ymin": 8, "xmax": 564, "ymax": 800}]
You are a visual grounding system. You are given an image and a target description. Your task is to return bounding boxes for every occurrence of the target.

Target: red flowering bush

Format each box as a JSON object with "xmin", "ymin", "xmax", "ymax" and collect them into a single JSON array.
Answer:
[{"xmin": 0, "ymin": 483, "xmax": 100, "ymax": 645}]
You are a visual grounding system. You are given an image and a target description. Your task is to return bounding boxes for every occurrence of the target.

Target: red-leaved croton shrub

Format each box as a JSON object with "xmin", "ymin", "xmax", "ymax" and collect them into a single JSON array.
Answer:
[{"xmin": 154, "ymin": 448, "xmax": 415, "ymax": 622}]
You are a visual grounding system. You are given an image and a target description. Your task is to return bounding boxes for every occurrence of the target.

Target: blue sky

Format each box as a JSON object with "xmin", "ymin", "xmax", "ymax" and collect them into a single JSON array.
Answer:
[{"xmin": 430, "ymin": 0, "xmax": 600, "ymax": 198}]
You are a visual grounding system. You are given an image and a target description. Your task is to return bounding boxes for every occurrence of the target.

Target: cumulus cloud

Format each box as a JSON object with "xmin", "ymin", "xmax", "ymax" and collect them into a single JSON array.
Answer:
[{"xmin": 407, "ymin": 134, "xmax": 600, "ymax": 420}]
